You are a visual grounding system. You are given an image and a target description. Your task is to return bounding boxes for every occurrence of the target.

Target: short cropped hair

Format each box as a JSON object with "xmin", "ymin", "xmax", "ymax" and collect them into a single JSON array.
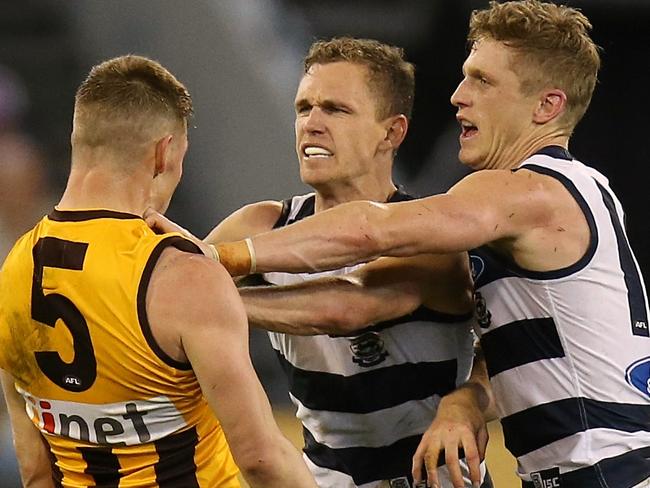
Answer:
[
  {"xmin": 469, "ymin": 0, "xmax": 600, "ymax": 129},
  {"xmin": 304, "ymin": 37, "xmax": 415, "ymax": 120},
  {"xmin": 72, "ymin": 55, "xmax": 192, "ymax": 155}
]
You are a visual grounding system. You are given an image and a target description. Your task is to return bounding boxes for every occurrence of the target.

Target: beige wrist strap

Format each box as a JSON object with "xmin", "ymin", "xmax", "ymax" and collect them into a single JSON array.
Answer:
[{"xmin": 215, "ymin": 240, "xmax": 253, "ymax": 277}]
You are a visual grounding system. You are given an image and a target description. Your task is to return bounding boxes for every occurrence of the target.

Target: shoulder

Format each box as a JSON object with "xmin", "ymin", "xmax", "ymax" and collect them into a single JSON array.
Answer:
[
  {"xmin": 449, "ymin": 168, "xmax": 560, "ymax": 220},
  {"xmin": 453, "ymin": 167, "xmax": 564, "ymax": 197},
  {"xmin": 145, "ymin": 247, "xmax": 246, "ymax": 363},
  {"xmin": 206, "ymin": 200, "xmax": 284, "ymax": 243},
  {"xmin": 232, "ymin": 200, "xmax": 284, "ymax": 223},
  {"xmin": 148, "ymin": 247, "xmax": 241, "ymax": 322}
]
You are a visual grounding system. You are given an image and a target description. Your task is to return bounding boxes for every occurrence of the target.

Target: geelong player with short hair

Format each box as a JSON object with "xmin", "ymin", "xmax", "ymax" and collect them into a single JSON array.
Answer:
[
  {"xmin": 207, "ymin": 2, "xmax": 650, "ymax": 487},
  {"xmin": 148, "ymin": 37, "xmax": 494, "ymax": 488}
]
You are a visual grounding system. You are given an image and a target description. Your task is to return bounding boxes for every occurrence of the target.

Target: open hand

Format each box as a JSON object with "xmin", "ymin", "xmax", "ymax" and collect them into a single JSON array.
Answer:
[{"xmin": 412, "ymin": 385, "xmax": 488, "ymax": 488}]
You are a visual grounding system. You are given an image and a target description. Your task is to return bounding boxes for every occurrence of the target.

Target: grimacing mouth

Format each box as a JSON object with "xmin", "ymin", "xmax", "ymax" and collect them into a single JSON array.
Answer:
[{"xmin": 301, "ymin": 144, "xmax": 334, "ymax": 158}]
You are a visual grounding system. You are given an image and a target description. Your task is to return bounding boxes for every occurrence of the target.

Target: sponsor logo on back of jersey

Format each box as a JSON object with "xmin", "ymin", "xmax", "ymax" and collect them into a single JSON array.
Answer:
[{"xmin": 17, "ymin": 386, "xmax": 188, "ymax": 445}]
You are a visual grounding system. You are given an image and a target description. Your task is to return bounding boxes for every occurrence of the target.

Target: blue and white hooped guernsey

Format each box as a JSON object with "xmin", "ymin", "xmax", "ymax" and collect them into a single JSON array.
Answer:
[
  {"xmin": 264, "ymin": 190, "xmax": 489, "ymax": 488},
  {"xmin": 470, "ymin": 146, "xmax": 650, "ymax": 488}
]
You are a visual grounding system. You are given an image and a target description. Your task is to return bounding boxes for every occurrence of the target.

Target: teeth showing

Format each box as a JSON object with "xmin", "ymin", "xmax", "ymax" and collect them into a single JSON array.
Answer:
[
  {"xmin": 304, "ymin": 146, "xmax": 333, "ymax": 157},
  {"xmin": 459, "ymin": 120, "xmax": 477, "ymax": 137}
]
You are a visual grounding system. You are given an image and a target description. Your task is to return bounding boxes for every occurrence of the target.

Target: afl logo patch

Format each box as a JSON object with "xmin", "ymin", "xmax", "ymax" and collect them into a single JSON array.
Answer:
[
  {"xmin": 626, "ymin": 356, "xmax": 650, "ymax": 398},
  {"xmin": 63, "ymin": 374, "xmax": 84, "ymax": 391},
  {"xmin": 470, "ymin": 255, "xmax": 485, "ymax": 282}
]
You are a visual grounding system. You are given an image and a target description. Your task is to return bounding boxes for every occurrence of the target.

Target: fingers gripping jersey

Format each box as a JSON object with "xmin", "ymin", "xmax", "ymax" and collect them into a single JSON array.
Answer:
[{"xmin": 0, "ymin": 209, "xmax": 239, "ymax": 487}]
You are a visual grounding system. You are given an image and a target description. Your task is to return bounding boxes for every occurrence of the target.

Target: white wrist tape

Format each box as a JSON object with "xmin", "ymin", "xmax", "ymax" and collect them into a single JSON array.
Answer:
[
  {"xmin": 207, "ymin": 243, "xmax": 220, "ymax": 262},
  {"xmin": 244, "ymin": 237, "xmax": 256, "ymax": 274}
]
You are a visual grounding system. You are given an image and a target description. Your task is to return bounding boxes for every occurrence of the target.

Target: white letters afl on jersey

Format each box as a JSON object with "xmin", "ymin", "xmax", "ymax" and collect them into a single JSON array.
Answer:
[
  {"xmin": 470, "ymin": 146, "xmax": 650, "ymax": 488},
  {"xmin": 264, "ymin": 190, "xmax": 490, "ymax": 488}
]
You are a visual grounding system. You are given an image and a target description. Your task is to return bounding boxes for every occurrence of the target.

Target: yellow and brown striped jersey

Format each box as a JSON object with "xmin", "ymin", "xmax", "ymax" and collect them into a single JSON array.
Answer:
[{"xmin": 0, "ymin": 208, "xmax": 240, "ymax": 487}]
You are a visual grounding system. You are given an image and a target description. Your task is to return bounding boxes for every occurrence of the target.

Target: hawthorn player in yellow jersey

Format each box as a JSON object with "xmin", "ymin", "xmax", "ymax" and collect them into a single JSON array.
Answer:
[
  {"xmin": 0, "ymin": 55, "xmax": 317, "ymax": 488},
  {"xmin": 2, "ymin": 212, "xmax": 239, "ymax": 487}
]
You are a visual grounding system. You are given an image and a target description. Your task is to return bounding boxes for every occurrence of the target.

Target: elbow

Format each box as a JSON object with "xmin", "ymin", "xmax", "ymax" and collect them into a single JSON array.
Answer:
[
  {"xmin": 235, "ymin": 439, "xmax": 291, "ymax": 485},
  {"xmin": 238, "ymin": 459, "xmax": 277, "ymax": 486},
  {"xmin": 314, "ymin": 305, "xmax": 366, "ymax": 335},
  {"xmin": 310, "ymin": 280, "xmax": 371, "ymax": 335},
  {"xmin": 346, "ymin": 201, "xmax": 387, "ymax": 259}
]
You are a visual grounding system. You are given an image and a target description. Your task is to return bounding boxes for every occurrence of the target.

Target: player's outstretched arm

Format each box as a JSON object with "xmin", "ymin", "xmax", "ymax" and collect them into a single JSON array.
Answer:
[
  {"xmin": 240, "ymin": 252, "xmax": 472, "ymax": 335},
  {"xmin": 216, "ymin": 169, "xmax": 554, "ymax": 275},
  {"xmin": 147, "ymin": 251, "xmax": 317, "ymax": 488},
  {"xmin": 0, "ymin": 370, "xmax": 54, "ymax": 488}
]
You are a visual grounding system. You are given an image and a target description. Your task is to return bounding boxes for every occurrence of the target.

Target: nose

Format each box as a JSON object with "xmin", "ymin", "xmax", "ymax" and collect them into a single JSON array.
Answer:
[
  {"xmin": 302, "ymin": 106, "xmax": 326, "ymax": 134},
  {"xmin": 450, "ymin": 78, "xmax": 469, "ymax": 108}
]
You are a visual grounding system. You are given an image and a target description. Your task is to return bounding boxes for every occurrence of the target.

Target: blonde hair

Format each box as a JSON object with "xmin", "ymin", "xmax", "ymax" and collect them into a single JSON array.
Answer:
[
  {"xmin": 469, "ymin": 0, "xmax": 600, "ymax": 129},
  {"xmin": 304, "ymin": 37, "xmax": 415, "ymax": 120},
  {"xmin": 72, "ymin": 55, "xmax": 192, "ymax": 157}
]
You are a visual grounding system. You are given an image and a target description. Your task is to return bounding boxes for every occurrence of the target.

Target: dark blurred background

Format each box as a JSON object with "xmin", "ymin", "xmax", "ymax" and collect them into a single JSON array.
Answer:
[{"xmin": 1, "ymin": 1, "xmax": 648, "ymax": 484}]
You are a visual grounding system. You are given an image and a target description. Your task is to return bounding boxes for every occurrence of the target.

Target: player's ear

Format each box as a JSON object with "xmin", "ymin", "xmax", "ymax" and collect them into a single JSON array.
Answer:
[
  {"xmin": 153, "ymin": 134, "xmax": 173, "ymax": 177},
  {"xmin": 533, "ymin": 89, "xmax": 567, "ymax": 124},
  {"xmin": 380, "ymin": 114, "xmax": 408, "ymax": 152}
]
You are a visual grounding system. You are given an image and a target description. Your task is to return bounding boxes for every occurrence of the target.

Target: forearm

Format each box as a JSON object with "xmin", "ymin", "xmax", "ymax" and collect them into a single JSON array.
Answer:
[
  {"xmin": 15, "ymin": 435, "xmax": 55, "ymax": 488},
  {"xmin": 443, "ymin": 345, "xmax": 496, "ymax": 422},
  {"xmin": 241, "ymin": 433, "xmax": 316, "ymax": 488},
  {"xmin": 231, "ymin": 386, "xmax": 316, "ymax": 488},
  {"xmin": 218, "ymin": 196, "xmax": 482, "ymax": 276},
  {"xmin": 1, "ymin": 373, "xmax": 54, "ymax": 488},
  {"xmin": 468, "ymin": 345, "xmax": 497, "ymax": 421},
  {"xmin": 240, "ymin": 271, "xmax": 422, "ymax": 335},
  {"xmin": 241, "ymin": 280, "xmax": 376, "ymax": 335},
  {"xmin": 219, "ymin": 200, "xmax": 387, "ymax": 275},
  {"xmin": 241, "ymin": 283, "xmax": 341, "ymax": 335}
]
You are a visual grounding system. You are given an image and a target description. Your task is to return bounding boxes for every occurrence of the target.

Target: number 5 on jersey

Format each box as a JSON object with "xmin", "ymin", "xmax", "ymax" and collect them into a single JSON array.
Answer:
[{"xmin": 31, "ymin": 237, "xmax": 97, "ymax": 392}]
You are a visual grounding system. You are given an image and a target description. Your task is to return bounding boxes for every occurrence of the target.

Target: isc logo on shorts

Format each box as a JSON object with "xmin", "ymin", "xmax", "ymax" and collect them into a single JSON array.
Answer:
[
  {"xmin": 531, "ymin": 467, "xmax": 561, "ymax": 488},
  {"xmin": 17, "ymin": 386, "xmax": 188, "ymax": 445},
  {"xmin": 388, "ymin": 477, "xmax": 411, "ymax": 488}
]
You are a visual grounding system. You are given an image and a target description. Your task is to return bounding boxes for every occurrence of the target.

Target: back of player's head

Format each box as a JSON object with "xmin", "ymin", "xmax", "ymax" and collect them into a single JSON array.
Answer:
[
  {"xmin": 72, "ymin": 55, "xmax": 192, "ymax": 159},
  {"xmin": 304, "ymin": 37, "xmax": 415, "ymax": 121},
  {"xmin": 469, "ymin": 0, "xmax": 600, "ymax": 129}
]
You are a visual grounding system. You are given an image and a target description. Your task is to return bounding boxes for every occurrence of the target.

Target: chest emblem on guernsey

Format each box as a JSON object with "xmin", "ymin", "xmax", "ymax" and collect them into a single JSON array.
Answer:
[
  {"xmin": 470, "ymin": 254, "xmax": 486, "ymax": 282},
  {"xmin": 474, "ymin": 291, "xmax": 492, "ymax": 329},
  {"xmin": 626, "ymin": 356, "xmax": 650, "ymax": 399},
  {"xmin": 349, "ymin": 332, "xmax": 388, "ymax": 367}
]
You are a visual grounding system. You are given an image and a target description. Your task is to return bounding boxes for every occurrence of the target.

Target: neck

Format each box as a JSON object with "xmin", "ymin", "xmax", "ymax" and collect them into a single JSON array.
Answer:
[
  {"xmin": 58, "ymin": 161, "xmax": 152, "ymax": 216},
  {"xmin": 314, "ymin": 177, "xmax": 397, "ymax": 213},
  {"xmin": 489, "ymin": 130, "xmax": 570, "ymax": 170}
]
